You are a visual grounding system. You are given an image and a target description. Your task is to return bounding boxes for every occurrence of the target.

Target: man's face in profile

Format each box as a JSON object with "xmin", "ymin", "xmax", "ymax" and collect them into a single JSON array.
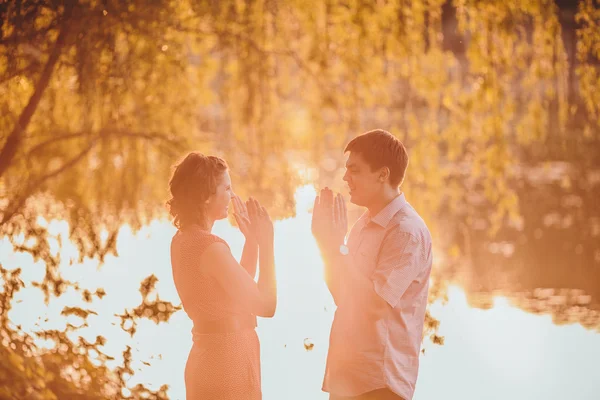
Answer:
[{"xmin": 343, "ymin": 151, "xmax": 381, "ymax": 207}]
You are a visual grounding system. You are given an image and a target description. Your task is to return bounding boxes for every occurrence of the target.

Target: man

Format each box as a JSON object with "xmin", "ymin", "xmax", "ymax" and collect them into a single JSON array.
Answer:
[{"xmin": 312, "ymin": 129, "xmax": 433, "ymax": 400}]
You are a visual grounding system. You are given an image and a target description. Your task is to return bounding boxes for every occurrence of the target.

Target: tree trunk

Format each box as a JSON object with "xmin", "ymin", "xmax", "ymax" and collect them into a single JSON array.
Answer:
[{"xmin": 0, "ymin": 3, "xmax": 74, "ymax": 179}]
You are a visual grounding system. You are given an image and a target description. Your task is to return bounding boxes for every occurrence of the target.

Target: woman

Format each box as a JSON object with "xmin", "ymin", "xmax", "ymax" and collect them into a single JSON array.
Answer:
[{"xmin": 168, "ymin": 152, "xmax": 277, "ymax": 400}]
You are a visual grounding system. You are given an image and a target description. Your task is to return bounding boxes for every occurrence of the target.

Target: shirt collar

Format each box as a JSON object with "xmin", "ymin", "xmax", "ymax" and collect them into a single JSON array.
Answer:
[{"xmin": 367, "ymin": 193, "xmax": 407, "ymax": 228}]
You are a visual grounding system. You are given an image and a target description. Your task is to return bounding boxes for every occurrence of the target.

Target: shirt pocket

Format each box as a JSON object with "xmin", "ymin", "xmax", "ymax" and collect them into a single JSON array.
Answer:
[
  {"xmin": 356, "ymin": 227, "xmax": 386, "ymax": 268},
  {"xmin": 356, "ymin": 240, "xmax": 380, "ymax": 276}
]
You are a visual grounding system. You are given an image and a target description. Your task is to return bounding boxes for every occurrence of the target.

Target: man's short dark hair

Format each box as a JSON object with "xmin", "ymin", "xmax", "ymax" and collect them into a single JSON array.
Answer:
[{"xmin": 344, "ymin": 129, "xmax": 409, "ymax": 187}]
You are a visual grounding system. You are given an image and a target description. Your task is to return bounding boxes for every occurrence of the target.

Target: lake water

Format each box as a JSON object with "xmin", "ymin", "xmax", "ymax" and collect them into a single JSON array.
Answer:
[{"xmin": 3, "ymin": 186, "xmax": 599, "ymax": 399}]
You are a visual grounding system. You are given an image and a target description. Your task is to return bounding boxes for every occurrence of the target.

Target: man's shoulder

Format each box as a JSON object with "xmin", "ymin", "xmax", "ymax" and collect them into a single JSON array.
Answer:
[{"xmin": 388, "ymin": 203, "xmax": 431, "ymax": 243}]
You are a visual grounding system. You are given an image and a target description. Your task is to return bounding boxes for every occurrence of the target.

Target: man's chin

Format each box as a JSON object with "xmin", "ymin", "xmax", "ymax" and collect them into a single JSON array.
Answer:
[{"xmin": 349, "ymin": 193, "xmax": 361, "ymax": 206}]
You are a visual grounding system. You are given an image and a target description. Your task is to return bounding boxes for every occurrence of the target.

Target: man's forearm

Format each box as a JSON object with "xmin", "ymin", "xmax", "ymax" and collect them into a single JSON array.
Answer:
[
  {"xmin": 322, "ymin": 248, "xmax": 386, "ymax": 309},
  {"xmin": 322, "ymin": 251, "xmax": 346, "ymax": 306},
  {"xmin": 320, "ymin": 245, "xmax": 355, "ymax": 305}
]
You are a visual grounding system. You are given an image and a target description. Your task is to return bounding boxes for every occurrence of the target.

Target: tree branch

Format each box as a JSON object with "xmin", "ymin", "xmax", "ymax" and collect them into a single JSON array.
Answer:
[
  {"xmin": 0, "ymin": 3, "xmax": 74, "ymax": 179},
  {"xmin": 0, "ymin": 63, "xmax": 40, "ymax": 85},
  {"xmin": 25, "ymin": 129, "xmax": 182, "ymax": 158},
  {"xmin": 0, "ymin": 19, "xmax": 59, "ymax": 48},
  {"xmin": 1, "ymin": 139, "xmax": 95, "ymax": 227},
  {"xmin": 26, "ymin": 132, "xmax": 88, "ymax": 156},
  {"xmin": 1, "ymin": 128, "xmax": 183, "ymax": 227},
  {"xmin": 171, "ymin": 22, "xmax": 340, "ymax": 93}
]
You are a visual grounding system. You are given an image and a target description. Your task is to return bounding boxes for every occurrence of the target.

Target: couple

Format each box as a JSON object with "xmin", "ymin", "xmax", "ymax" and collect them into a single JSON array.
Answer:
[{"xmin": 169, "ymin": 129, "xmax": 433, "ymax": 400}]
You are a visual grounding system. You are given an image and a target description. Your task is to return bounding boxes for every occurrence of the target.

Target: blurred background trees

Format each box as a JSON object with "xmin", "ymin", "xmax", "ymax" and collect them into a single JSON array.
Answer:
[{"xmin": 0, "ymin": 0, "xmax": 598, "ymax": 398}]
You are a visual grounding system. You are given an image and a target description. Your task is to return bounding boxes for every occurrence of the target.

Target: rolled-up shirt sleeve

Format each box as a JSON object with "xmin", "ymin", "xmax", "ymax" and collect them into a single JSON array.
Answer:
[{"xmin": 371, "ymin": 228, "xmax": 426, "ymax": 308}]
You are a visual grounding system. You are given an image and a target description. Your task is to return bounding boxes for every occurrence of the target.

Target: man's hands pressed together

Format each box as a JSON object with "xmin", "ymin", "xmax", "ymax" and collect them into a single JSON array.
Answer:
[
  {"xmin": 311, "ymin": 187, "xmax": 389, "ymax": 312},
  {"xmin": 311, "ymin": 188, "xmax": 348, "ymax": 261}
]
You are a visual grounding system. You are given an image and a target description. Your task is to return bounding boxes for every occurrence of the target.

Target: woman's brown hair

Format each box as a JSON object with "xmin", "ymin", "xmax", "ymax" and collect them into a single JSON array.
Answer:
[{"xmin": 167, "ymin": 152, "xmax": 228, "ymax": 229}]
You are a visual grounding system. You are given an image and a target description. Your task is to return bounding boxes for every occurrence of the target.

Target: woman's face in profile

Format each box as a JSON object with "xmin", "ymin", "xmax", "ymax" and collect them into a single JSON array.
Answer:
[{"xmin": 206, "ymin": 170, "xmax": 233, "ymax": 220}]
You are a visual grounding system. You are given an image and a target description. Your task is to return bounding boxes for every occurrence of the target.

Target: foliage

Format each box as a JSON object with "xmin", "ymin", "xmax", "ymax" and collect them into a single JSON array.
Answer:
[{"xmin": 0, "ymin": 0, "xmax": 598, "ymax": 398}]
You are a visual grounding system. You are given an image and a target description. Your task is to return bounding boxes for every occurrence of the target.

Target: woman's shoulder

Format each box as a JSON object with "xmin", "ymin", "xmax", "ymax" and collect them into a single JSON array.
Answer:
[{"xmin": 172, "ymin": 225, "xmax": 229, "ymax": 250}]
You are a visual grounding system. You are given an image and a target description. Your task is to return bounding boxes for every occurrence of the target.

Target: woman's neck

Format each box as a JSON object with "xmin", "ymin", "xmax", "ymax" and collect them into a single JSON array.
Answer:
[
  {"xmin": 205, "ymin": 219, "xmax": 215, "ymax": 231},
  {"xmin": 186, "ymin": 217, "xmax": 214, "ymax": 232}
]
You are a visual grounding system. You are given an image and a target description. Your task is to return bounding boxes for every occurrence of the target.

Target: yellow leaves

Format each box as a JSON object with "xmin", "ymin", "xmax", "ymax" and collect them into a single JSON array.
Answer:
[
  {"xmin": 139, "ymin": 275, "xmax": 159, "ymax": 300},
  {"xmin": 303, "ymin": 337, "xmax": 314, "ymax": 351},
  {"xmin": 40, "ymin": 389, "xmax": 58, "ymax": 400},
  {"xmin": 560, "ymin": 175, "xmax": 572, "ymax": 190},
  {"xmin": 429, "ymin": 334, "xmax": 445, "ymax": 345},
  {"xmin": 516, "ymin": 100, "xmax": 548, "ymax": 145},
  {"xmin": 0, "ymin": 388, "xmax": 12, "ymax": 399},
  {"xmin": 8, "ymin": 351, "xmax": 25, "ymax": 372},
  {"xmin": 449, "ymin": 244, "xmax": 461, "ymax": 259},
  {"xmin": 61, "ymin": 306, "xmax": 98, "ymax": 320}
]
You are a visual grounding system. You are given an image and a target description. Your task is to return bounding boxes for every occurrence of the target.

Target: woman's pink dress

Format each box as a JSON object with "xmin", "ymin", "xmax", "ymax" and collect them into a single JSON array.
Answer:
[{"xmin": 171, "ymin": 226, "xmax": 261, "ymax": 400}]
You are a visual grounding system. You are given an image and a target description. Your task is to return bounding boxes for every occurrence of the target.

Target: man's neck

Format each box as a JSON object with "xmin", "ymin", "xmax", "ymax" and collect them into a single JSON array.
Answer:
[{"xmin": 367, "ymin": 190, "xmax": 401, "ymax": 218}]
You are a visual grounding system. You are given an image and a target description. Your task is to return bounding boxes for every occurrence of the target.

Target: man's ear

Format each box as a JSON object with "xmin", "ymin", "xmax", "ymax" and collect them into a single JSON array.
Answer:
[{"xmin": 379, "ymin": 167, "xmax": 390, "ymax": 182}]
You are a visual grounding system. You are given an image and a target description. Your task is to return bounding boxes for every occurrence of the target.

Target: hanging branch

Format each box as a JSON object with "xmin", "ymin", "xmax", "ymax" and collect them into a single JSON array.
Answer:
[{"xmin": 0, "ymin": 2, "xmax": 74, "ymax": 179}]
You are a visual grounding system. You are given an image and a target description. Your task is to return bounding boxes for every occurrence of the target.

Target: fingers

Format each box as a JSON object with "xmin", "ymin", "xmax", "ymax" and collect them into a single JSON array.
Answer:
[
  {"xmin": 234, "ymin": 195, "xmax": 249, "ymax": 217},
  {"xmin": 255, "ymin": 199, "xmax": 266, "ymax": 217},
  {"xmin": 337, "ymin": 193, "xmax": 345, "ymax": 226},
  {"xmin": 233, "ymin": 212, "xmax": 242, "ymax": 227},
  {"xmin": 340, "ymin": 194, "xmax": 348, "ymax": 226},
  {"xmin": 311, "ymin": 195, "xmax": 321, "ymax": 235},
  {"xmin": 232, "ymin": 194, "xmax": 241, "ymax": 214},
  {"xmin": 312, "ymin": 195, "xmax": 320, "ymax": 217},
  {"xmin": 252, "ymin": 198, "xmax": 262, "ymax": 216},
  {"xmin": 247, "ymin": 197, "xmax": 258, "ymax": 219},
  {"xmin": 321, "ymin": 188, "xmax": 334, "ymax": 221},
  {"xmin": 333, "ymin": 193, "xmax": 339, "ymax": 225},
  {"xmin": 247, "ymin": 197, "xmax": 270, "ymax": 219},
  {"xmin": 248, "ymin": 197, "xmax": 268, "ymax": 221},
  {"xmin": 260, "ymin": 205, "xmax": 271, "ymax": 220},
  {"xmin": 241, "ymin": 197, "xmax": 248, "ymax": 215},
  {"xmin": 235, "ymin": 212, "xmax": 250, "ymax": 224},
  {"xmin": 338, "ymin": 194, "xmax": 348, "ymax": 231},
  {"xmin": 321, "ymin": 187, "xmax": 334, "ymax": 208},
  {"xmin": 234, "ymin": 194, "xmax": 246, "ymax": 215}
]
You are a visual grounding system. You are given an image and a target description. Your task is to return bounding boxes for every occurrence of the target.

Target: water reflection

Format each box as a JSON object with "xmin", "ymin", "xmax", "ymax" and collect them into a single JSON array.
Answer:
[
  {"xmin": 3, "ymin": 185, "xmax": 599, "ymax": 399},
  {"xmin": 417, "ymin": 287, "xmax": 600, "ymax": 400},
  {"xmin": 445, "ymin": 163, "xmax": 600, "ymax": 330}
]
